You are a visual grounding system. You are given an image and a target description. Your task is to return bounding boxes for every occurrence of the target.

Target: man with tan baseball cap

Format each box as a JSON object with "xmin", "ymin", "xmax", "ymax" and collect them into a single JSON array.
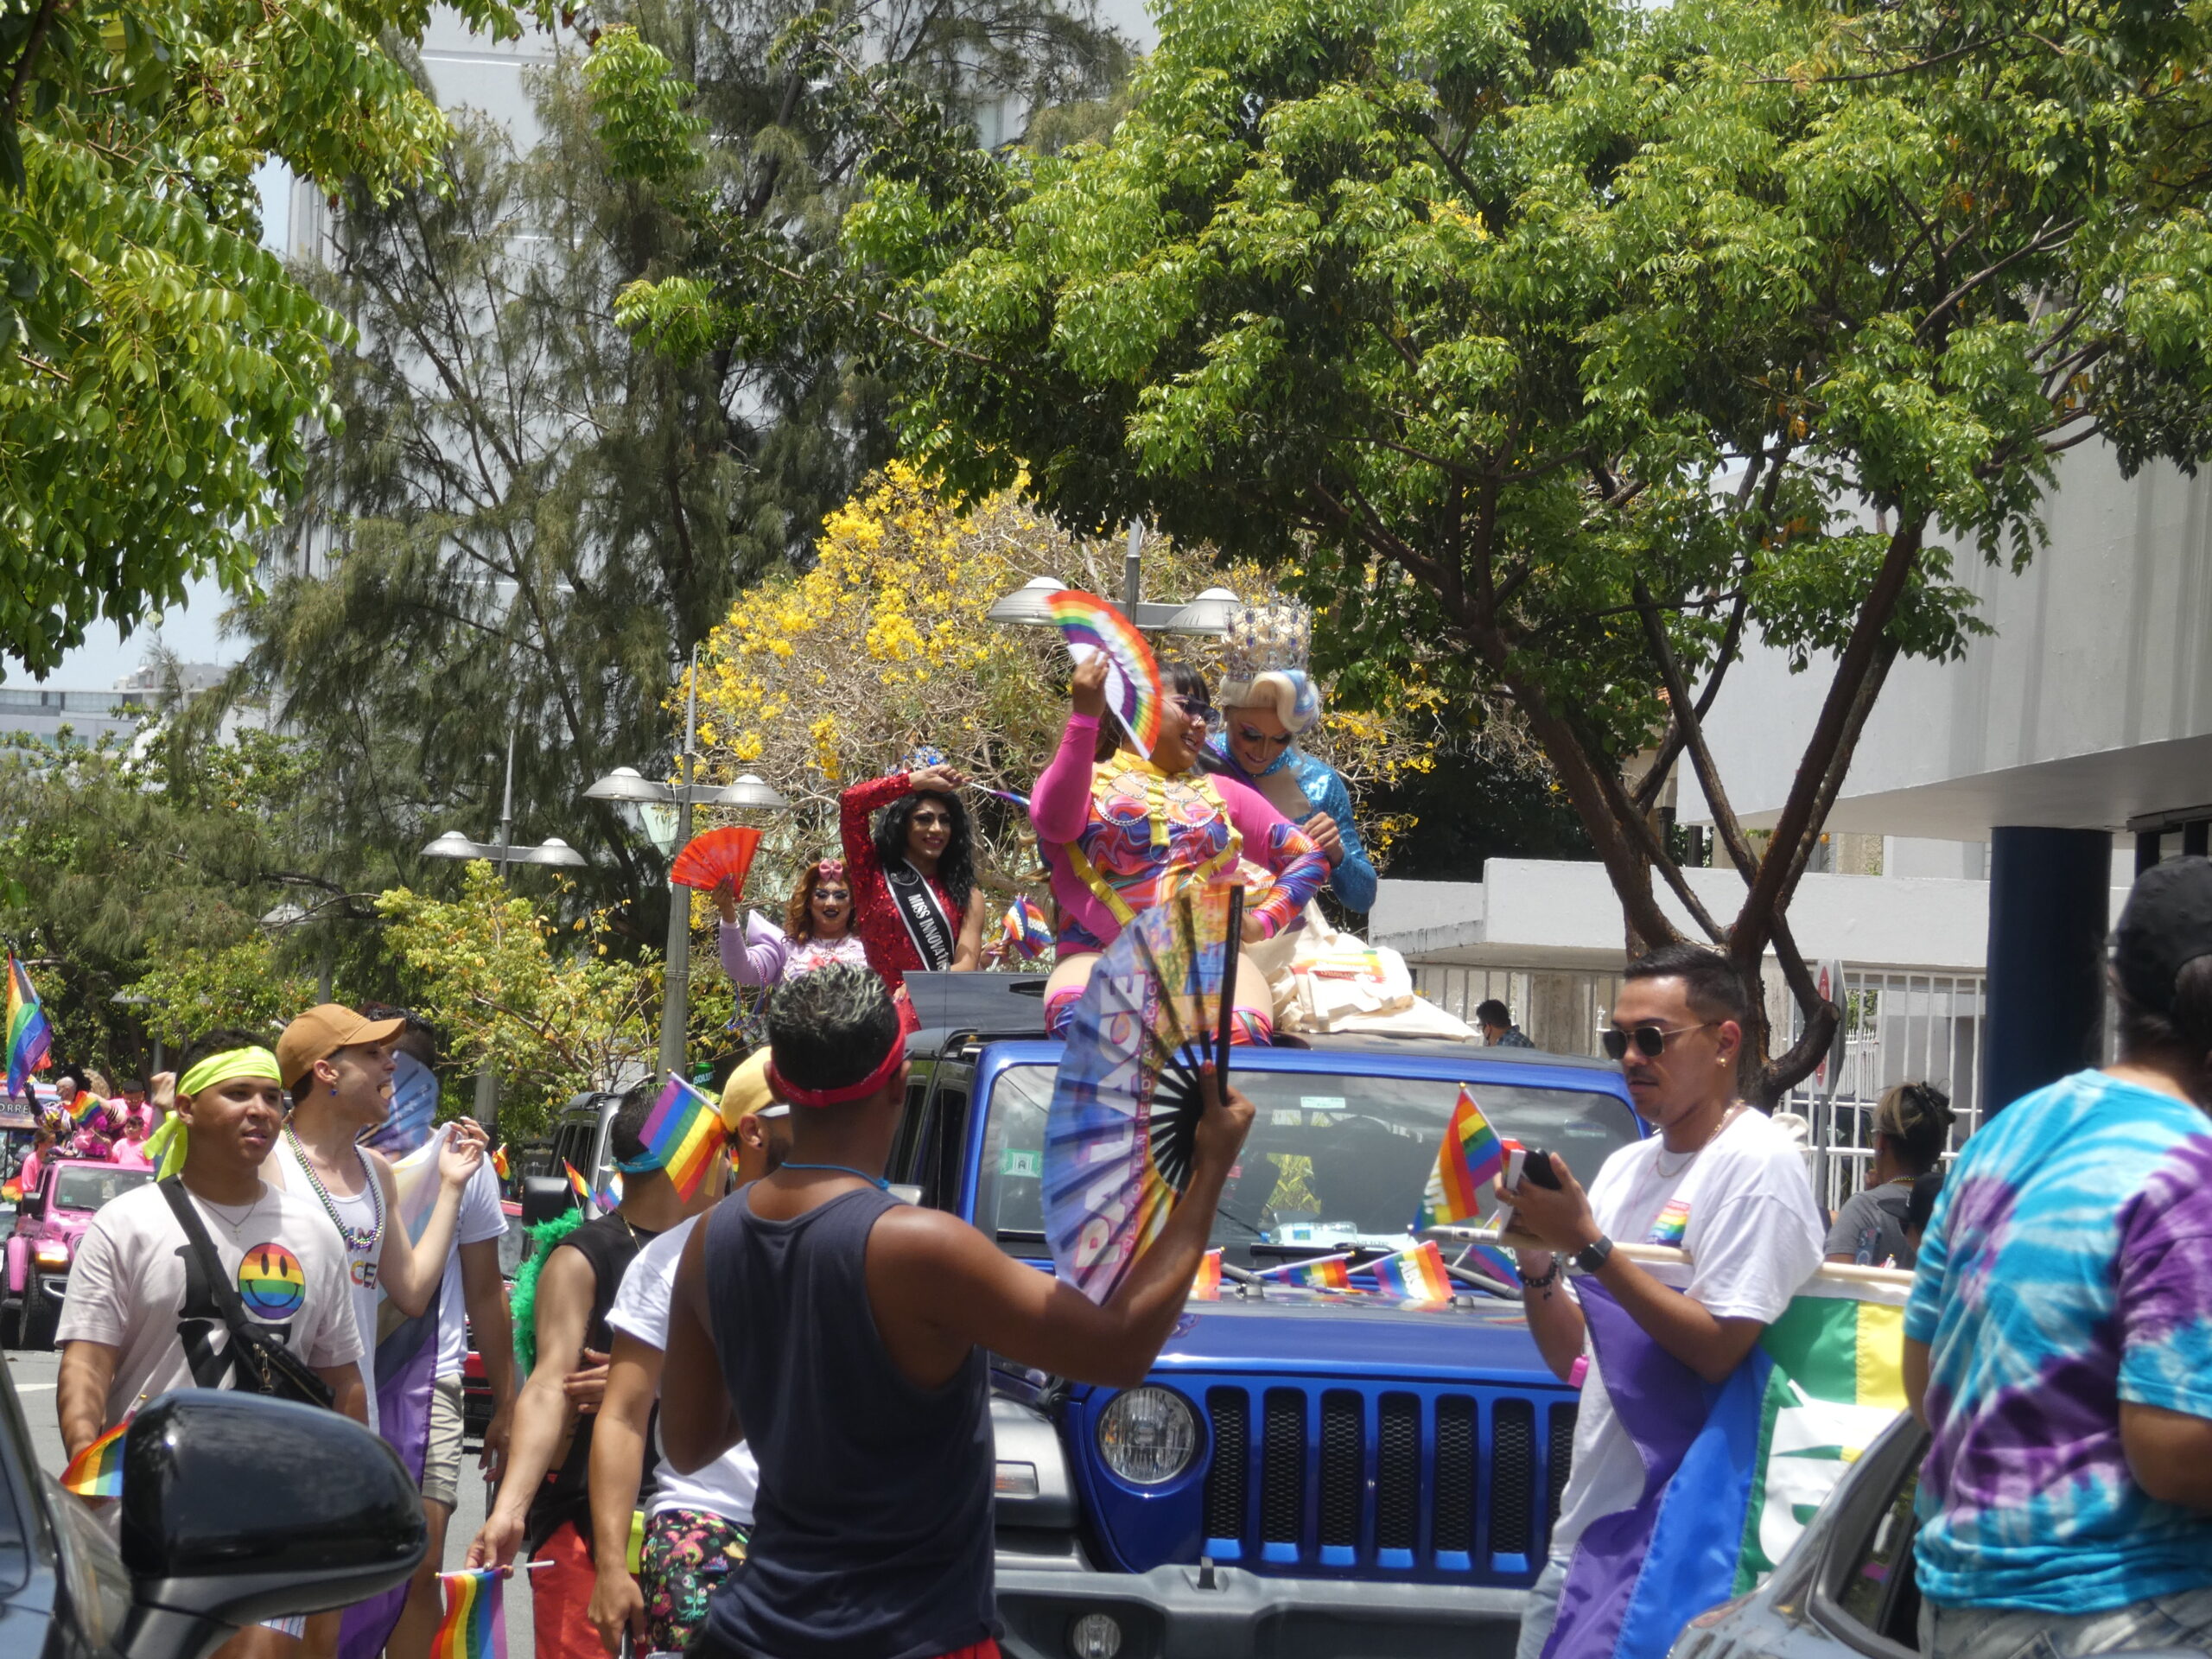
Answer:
[{"xmin": 276, "ymin": 1004, "xmax": 406, "ymax": 1092}]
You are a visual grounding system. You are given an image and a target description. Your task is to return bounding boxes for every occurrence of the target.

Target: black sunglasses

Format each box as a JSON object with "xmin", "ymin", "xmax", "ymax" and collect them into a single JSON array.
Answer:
[{"xmin": 1601, "ymin": 1020, "xmax": 1719, "ymax": 1060}]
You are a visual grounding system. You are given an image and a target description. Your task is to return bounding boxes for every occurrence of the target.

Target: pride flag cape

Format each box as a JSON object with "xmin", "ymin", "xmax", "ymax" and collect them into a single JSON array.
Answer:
[
  {"xmin": 429, "ymin": 1567, "xmax": 506, "ymax": 1659},
  {"xmin": 1539, "ymin": 1264, "xmax": 1910, "ymax": 1659},
  {"xmin": 340, "ymin": 1128, "xmax": 455, "ymax": 1659},
  {"xmin": 6, "ymin": 955, "xmax": 53, "ymax": 1101},
  {"xmin": 61, "ymin": 1419, "xmax": 128, "ymax": 1497},
  {"xmin": 639, "ymin": 1075, "xmax": 724, "ymax": 1201},
  {"xmin": 1414, "ymin": 1087, "xmax": 1503, "ymax": 1230}
]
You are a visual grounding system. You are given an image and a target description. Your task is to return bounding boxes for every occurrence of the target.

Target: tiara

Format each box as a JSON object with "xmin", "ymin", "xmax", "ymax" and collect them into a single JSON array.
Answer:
[{"xmin": 1221, "ymin": 599, "xmax": 1313, "ymax": 684}]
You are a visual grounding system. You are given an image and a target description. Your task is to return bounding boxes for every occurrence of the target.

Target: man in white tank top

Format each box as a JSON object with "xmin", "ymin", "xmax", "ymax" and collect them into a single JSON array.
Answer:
[{"xmin": 265, "ymin": 1003, "xmax": 486, "ymax": 1436}]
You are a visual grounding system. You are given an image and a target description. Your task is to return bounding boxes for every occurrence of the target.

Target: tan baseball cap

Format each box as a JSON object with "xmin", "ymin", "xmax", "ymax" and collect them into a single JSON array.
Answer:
[
  {"xmin": 276, "ymin": 1004, "xmax": 406, "ymax": 1090},
  {"xmin": 720, "ymin": 1050, "xmax": 783, "ymax": 1128}
]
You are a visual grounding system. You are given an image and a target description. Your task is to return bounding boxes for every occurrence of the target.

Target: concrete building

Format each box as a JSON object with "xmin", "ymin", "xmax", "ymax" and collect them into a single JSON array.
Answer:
[
  {"xmin": 0, "ymin": 662, "xmax": 231, "ymax": 747},
  {"xmin": 1677, "ymin": 435, "xmax": 2212, "ymax": 1112}
]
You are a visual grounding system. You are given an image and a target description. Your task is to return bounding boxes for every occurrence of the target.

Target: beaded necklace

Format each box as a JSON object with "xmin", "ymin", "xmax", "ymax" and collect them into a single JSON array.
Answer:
[{"xmin": 284, "ymin": 1128, "xmax": 385, "ymax": 1256}]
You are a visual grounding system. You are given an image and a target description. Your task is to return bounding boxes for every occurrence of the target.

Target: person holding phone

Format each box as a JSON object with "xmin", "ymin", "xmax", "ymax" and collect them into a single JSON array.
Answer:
[{"xmin": 1494, "ymin": 944, "xmax": 1824, "ymax": 1659}]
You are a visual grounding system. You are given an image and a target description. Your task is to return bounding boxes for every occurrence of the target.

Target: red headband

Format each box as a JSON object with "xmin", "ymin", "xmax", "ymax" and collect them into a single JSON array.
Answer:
[{"xmin": 766, "ymin": 1040, "xmax": 906, "ymax": 1109}]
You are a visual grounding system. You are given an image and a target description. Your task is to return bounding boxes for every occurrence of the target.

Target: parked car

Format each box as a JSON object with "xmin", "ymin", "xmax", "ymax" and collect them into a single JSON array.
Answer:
[
  {"xmin": 3, "ymin": 1159, "xmax": 155, "ymax": 1349},
  {"xmin": 0, "ymin": 1357, "xmax": 428, "ymax": 1657},
  {"xmin": 895, "ymin": 973, "xmax": 1649, "ymax": 1659}
]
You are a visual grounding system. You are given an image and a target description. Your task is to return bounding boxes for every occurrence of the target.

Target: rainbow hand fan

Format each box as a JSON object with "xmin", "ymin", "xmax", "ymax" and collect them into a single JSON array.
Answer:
[
  {"xmin": 1042, "ymin": 882, "xmax": 1243, "ymax": 1304},
  {"xmin": 671, "ymin": 825, "xmax": 764, "ymax": 894},
  {"xmin": 1046, "ymin": 592, "xmax": 1164, "ymax": 759}
]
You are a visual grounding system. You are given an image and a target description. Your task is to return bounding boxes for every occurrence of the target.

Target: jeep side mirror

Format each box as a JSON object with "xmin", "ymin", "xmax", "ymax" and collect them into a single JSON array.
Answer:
[
  {"xmin": 115, "ymin": 1390, "xmax": 425, "ymax": 1659},
  {"xmin": 17, "ymin": 1191, "xmax": 41, "ymax": 1218},
  {"xmin": 520, "ymin": 1173, "xmax": 575, "ymax": 1226}
]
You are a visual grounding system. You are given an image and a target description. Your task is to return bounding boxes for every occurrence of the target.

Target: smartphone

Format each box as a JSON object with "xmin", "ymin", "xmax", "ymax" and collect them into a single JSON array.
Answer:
[{"xmin": 1516, "ymin": 1147, "xmax": 1563, "ymax": 1190}]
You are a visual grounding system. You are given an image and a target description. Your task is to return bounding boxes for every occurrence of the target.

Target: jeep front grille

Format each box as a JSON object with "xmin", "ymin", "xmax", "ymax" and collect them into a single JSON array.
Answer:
[{"xmin": 1196, "ymin": 1384, "xmax": 1572, "ymax": 1580}]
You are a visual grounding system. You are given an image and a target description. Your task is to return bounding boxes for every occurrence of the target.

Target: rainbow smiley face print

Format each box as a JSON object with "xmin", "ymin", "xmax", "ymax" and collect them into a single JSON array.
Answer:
[{"xmin": 237, "ymin": 1242, "xmax": 308, "ymax": 1321}]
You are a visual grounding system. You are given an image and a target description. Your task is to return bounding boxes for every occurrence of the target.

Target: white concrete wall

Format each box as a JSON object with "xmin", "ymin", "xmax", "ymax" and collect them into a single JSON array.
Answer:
[{"xmin": 1681, "ymin": 439, "xmax": 2212, "ymax": 839}]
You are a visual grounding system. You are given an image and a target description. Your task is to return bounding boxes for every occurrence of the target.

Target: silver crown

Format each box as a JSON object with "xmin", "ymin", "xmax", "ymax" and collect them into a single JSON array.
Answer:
[{"xmin": 1221, "ymin": 599, "xmax": 1312, "ymax": 683}]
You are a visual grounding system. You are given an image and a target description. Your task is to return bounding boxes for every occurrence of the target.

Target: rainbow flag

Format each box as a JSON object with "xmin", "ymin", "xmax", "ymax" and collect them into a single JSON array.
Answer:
[
  {"xmin": 563, "ymin": 1160, "xmax": 592, "ymax": 1209},
  {"xmin": 1370, "ymin": 1241, "xmax": 1454, "ymax": 1304},
  {"xmin": 5, "ymin": 956, "xmax": 53, "ymax": 1102},
  {"xmin": 1539, "ymin": 1269, "xmax": 1910, "ymax": 1659},
  {"xmin": 429, "ymin": 1567, "xmax": 506, "ymax": 1659},
  {"xmin": 594, "ymin": 1169, "xmax": 624, "ymax": 1212},
  {"xmin": 638, "ymin": 1075, "xmax": 726, "ymax": 1202},
  {"xmin": 1414, "ymin": 1087, "xmax": 1503, "ymax": 1230},
  {"xmin": 61, "ymin": 1419, "xmax": 129, "ymax": 1498},
  {"xmin": 1257, "ymin": 1252, "xmax": 1352, "ymax": 1290},
  {"xmin": 1191, "ymin": 1248, "xmax": 1223, "ymax": 1301},
  {"xmin": 490, "ymin": 1144, "xmax": 510, "ymax": 1181}
]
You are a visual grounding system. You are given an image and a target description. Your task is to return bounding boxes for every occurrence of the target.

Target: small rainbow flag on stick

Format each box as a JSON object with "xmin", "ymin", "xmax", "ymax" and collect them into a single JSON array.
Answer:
[
  {"xmin": 490, "ymin": 1144, "xmax": 510, "ymax": 1181},
  {"xmin": 1257, "ymin": 1252, "xmax": 1353, "ymax": 1291},
  {"xmin": 61, "ymin": 1419, "xmax": 129, "ymax": 1498},
  {"xmin": 1370, "ymin": 1241, "xmax": 1456, "ymax": 1305},
  {"xmin": 1414, "ymin": 1086, "xmax": 1505, "ymax": 1230},
  {"xmin": 6, "ymin": 955, "xmax": 54, "ymax": 1103},
  {"xmin": 1190, "ymin": 1248, "xmax": 1224, "ymax": 1301},
  {"xmin": 639, "ymin": 1075, "xmax": 728, "ymax": 1202},
  {"xmin": 429, "ymin": 1567, "xmax": 506, "ymax": 1659},
  {"xmin": 563, "ymin": 1160, "xmax": 592, "ymax": 1210}
]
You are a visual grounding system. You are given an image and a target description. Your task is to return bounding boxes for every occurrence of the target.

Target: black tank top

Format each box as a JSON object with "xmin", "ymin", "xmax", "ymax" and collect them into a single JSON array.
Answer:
[
  {"xmin": 699, "ymin": 1185, "xmax": 995, "ymax": 1659},
  {"xmin": 525, "ymin": 1210, "xmax": 656, "ymax": 1553}
]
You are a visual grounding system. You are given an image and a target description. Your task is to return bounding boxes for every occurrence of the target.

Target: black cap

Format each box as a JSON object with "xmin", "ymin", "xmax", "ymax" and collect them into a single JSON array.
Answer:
[{"xmin": 2114, "ymin": 856, "xmax": 2212, "ymax": 1014}]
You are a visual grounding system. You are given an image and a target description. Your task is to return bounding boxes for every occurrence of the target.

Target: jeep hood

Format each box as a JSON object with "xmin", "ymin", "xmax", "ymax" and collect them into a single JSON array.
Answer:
[{"xmin": 1148, "ymin": 1287, "xmax": 1552, "ymax": 1382}]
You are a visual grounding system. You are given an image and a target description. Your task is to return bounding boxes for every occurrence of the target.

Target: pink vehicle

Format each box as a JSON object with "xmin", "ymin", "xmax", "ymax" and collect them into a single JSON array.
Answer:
[{"xmin": 3, "ymin": 1158, "xmax": 154, "ymax": 1349}]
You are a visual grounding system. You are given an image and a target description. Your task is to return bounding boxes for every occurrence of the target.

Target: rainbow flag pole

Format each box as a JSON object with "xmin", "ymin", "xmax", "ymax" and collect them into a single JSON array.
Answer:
[
  {"xmin": 5, "ymin": 954, "xmax": 54, "ymax": 1103},
  {"xmin": 637, "ymin": 1075, "xmax": 727, "ymax": 1202},
  {"xmin": 1413, "ymin": 1085, "xmax": 1504, "ymax": 1232},
  {"xmin": 60, "ymin": 1418, "xmax": 130, "ymax": 1498}
]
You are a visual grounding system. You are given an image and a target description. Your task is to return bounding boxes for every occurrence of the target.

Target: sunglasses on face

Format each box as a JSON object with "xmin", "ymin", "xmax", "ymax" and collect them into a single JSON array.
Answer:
[
  {"xmin": 1170, "ymin": 696, "xmax": 1214, "ymax": 723},
  {"xmin": 1601, "ymin": 1020, "xmax": 1719, "ymax": 1060},
  {"xmin": 1236, "ymin": 726, "xmax": 1294, "ymax": 750}
]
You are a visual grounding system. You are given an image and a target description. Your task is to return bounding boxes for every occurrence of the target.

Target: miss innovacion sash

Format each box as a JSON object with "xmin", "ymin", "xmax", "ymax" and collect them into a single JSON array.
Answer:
[{"xmin": 886, "ymin": 861, "xmax": 957, "ymax": 969}]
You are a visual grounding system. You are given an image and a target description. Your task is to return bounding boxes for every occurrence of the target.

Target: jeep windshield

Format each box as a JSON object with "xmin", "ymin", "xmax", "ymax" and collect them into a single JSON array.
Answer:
[
  {"xmin": 51, "ymin": 1166, "xmax": 154, "ymax": 1213},
  {"xmin": 975, "ymin": 1063, "xmax": 1642, "ymax": 1270}
]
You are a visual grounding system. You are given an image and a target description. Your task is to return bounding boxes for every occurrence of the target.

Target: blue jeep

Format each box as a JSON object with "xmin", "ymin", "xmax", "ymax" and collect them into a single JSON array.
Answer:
[{"xmin": 893, "ymin": 976, "xmax": 1649, "ymax": 1659}]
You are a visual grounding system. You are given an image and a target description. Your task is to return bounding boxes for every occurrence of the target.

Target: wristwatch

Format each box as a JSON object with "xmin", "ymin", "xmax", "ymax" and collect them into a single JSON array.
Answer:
[{"xmin": 1573, "ymin": 1236, "xmax": 1615, "ymax": 1274}]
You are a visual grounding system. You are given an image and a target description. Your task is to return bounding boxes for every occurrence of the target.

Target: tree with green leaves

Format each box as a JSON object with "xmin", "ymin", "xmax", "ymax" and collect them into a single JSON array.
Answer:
[
  {"xmin": 232, "ymin": 0, "xmax": 1128, "ymax": 950},
  {"xmin": 0, "ymin": 0, "xmax": 545, "ymax": 676},
  {"xmin": 618, "ymin": 0, "xmax": 2212, "ymax": 1097}
]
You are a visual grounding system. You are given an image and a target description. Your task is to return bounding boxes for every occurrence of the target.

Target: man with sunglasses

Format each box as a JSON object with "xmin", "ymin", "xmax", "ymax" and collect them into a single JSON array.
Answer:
[{"xmin": 1496, "ymin": 943, "xmax": 1824, "ymax": 1659}]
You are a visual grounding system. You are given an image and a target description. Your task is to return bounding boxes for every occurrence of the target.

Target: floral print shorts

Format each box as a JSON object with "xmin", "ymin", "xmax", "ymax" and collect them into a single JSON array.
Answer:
[{"xmin": 641, "ymin": 1506, "xmax": 750, "ymax": 1654}]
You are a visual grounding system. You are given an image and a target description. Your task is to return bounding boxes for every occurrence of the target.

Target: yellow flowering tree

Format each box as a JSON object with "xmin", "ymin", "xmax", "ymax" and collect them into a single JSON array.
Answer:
[{"xmin": 683, "ymin": 463, "xmax": 1450, "ymax": 917}]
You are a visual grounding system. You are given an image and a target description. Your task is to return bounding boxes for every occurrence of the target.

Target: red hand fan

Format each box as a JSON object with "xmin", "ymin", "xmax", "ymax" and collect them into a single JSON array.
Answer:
[{"xmin": 670, "ymin": 825, "xmax": 764, "ymax": 893}]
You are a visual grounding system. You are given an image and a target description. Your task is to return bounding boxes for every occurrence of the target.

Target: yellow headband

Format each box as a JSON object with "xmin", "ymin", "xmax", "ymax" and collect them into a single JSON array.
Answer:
[
  {"xmin": 177, "ymin": 1047, "xmax": 283, "ymax": 1100},
  {"xmin": 155, "ymin": 1046, "xmax": 282, "ymax": 1182}
]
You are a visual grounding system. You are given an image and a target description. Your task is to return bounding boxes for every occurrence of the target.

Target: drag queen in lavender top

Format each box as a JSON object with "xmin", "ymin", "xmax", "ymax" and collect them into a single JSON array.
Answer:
[{"xmin": 714, "ymin": 858, "xmax": 871, "ymax": 989}]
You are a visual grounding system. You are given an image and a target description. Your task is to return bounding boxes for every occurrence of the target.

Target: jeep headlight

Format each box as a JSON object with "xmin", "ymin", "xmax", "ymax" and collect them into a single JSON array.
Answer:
[
  {"xmin": 1096, "ymin": 1386, "xmax": 1197, "ymax": 1485},
  {"xmin": 34, "ymin": 1242, "xmax": 68, "ymax": 1268}
]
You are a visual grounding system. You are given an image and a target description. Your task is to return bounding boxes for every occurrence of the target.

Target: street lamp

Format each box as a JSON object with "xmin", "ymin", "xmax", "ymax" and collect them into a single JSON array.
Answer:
[
  {"xmin": 586, "ymin": 653, "xmax": 789, "ymax": 1084},
  {"xmin": 421, "ymin": 728, "xmax": 590, "ymax": 1127},
  {"xmin": 985, "ymin": 522, "xmax": 1246, "ymax": 635}
]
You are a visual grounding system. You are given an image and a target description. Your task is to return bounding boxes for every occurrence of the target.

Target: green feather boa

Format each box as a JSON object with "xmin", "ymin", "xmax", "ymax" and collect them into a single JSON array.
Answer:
[{"xmin": 510, "ymin": 1209, "xmax": 588, "ymax": 1376}]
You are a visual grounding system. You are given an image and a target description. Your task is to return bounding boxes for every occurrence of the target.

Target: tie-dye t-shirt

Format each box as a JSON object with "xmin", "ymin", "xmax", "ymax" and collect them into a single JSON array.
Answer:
[{"xmin": 1905, "ymin": 1069, "xmax": 2212, "ymax": 1611}]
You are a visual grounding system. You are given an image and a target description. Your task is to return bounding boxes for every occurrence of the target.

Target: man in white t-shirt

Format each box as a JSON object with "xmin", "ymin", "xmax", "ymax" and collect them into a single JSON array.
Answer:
[
  {"xmin": 1497, "ymin": 944, "xmax": 1823, "ymax": 1659},
  {"xmin": 588, "ymin": 1053, "xmax": 791, "ymax": 1656},
  {"xmin": 55, "ymin": 1028, "xmax": 368, "ymax": 1659}
]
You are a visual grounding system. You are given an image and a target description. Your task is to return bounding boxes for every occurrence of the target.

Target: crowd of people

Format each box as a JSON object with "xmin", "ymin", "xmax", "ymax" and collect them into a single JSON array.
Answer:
[{"xmin": 18, "ymin": 586, "xmax": 2212, "ymax": 1659}]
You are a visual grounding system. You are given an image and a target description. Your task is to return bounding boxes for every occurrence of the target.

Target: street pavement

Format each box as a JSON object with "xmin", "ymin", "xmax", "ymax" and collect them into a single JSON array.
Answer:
[{"xmin": 6, "ymin": 1345, "xmax": 538, "ymax": 1657}]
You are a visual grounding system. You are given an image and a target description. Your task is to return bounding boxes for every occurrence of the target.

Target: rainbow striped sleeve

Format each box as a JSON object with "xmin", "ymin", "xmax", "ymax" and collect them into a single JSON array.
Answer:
[{"xmin": 61, "ymin": 1421, "xmax": 129, "ymax": 1498}]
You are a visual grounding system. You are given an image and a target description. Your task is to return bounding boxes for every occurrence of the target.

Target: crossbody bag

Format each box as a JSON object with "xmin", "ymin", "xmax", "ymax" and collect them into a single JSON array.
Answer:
[{"xmin": 157, "ymin": 1177, "xmax": 337, "ymax": 1410}]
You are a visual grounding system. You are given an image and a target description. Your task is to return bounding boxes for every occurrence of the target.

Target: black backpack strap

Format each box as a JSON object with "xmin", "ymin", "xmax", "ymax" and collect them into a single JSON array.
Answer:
[{"xmin": 158, "ymin": 1177, "xmax": 263, "ymax": 1362}]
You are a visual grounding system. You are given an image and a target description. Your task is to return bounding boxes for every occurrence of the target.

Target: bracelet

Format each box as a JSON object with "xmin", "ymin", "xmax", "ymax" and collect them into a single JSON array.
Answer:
[{"xmin": 1519, "ymin": 1260, "xmax": 1560, "ymax": 1291}]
